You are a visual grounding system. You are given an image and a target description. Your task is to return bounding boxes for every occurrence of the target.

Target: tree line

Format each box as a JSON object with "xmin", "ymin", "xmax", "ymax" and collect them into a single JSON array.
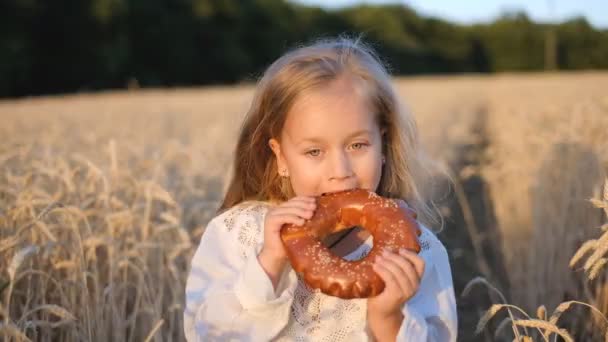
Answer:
[{"xmin": 1, "ymin": 0, "xmax": 607, "ymax": 98}]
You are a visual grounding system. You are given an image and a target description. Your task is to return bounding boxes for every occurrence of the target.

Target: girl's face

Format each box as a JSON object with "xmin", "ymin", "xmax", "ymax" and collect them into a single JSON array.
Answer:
[{"xmin": 269, "ymin": 75, "xmax": 385, "ymax": 197}]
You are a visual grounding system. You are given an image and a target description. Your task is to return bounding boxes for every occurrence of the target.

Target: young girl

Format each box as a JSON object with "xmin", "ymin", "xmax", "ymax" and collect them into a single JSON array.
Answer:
[{"xmin": 184, "ymin": 37, "xmax": 457, "ymax": 341}]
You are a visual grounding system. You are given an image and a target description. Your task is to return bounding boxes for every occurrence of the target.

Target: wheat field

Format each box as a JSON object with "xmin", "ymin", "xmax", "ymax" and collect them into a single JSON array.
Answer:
[{"xmin": 1, "ymin": 72, "xmax": 607, "ymax": 341}]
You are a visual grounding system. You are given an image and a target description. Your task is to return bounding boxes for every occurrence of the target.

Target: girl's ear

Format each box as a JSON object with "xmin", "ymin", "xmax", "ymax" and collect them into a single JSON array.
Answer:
[
  {"xmin": 268, "ymin": 138, "xmax": 287, "ymax": 175},
  {"xmin": 268, "ymin": 138, "xmax": 281, "ymax": 157}
]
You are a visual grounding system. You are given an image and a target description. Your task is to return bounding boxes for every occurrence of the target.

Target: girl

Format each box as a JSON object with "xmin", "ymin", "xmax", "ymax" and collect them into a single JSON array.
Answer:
[{"xmin": 184, "ymin": 37, "xmax": 457, "ymax": 341}]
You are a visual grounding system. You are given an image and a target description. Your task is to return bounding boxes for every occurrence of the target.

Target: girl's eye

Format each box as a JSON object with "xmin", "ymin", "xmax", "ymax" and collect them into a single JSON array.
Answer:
[
  {"xmin": 305, "ymin": 143, "xmax": 367, "ymax": 157},
  {"xmin": 351, "ymin": 142, "xmax": 368, "ymax": 150},
  {"xmin": 306, "ymin": 149, "xmax": 321, "ymax": 157}
]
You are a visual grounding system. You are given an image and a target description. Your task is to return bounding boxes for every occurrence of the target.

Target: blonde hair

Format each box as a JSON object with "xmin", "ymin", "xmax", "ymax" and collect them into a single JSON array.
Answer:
[{"xmin": 219, "ymin": 36, "xmax": 440, "ymax": 227}]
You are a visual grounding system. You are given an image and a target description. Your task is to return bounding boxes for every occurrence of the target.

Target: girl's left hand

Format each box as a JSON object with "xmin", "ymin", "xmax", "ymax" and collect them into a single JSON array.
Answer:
[{"xmin": 368, "ymin": 248, "xmax": 425, "ymax": 318}]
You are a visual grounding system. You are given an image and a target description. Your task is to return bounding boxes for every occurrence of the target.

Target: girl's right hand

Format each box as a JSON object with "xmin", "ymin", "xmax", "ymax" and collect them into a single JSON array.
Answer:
[
  {"xmin": 259, "ymin": 196, "xmax": 317, "ymax": 262},
  {"xmin": 258, "ymin": 196, "xmax": 316, "ymax": 290}
]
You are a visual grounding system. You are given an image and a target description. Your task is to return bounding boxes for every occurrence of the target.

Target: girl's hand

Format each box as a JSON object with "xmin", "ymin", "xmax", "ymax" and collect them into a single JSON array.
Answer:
[
  {"xmin": 368, "ymin": 248, "xmax": 425, "ymax": 319},
  {"xmin": 259, "ymin": 196, "xmax": 316, "ymax": 262}
]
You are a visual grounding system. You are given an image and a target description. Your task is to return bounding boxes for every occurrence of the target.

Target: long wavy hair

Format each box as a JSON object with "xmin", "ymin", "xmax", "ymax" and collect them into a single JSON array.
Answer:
[{"xmin": 219, "ymin": 36, "xmax": 440, "ymax": 227}]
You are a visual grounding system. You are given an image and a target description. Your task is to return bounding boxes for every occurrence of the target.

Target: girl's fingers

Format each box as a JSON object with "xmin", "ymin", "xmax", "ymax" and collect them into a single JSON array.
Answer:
[
  {"xmin": 284, "ymin": 201, "xmax": 317, "ymax": 212},
  {"xmin": 289, "ymin": 196, "xmax": 315, "ymax": 201},
  {"xmin": 399, "ymin": 249, "xmax": 425, "ymax": 278},
  {"xmin": 270, "ymin": 197, "xmax": 317, "ymax": 221},
  {"xmin": 271, "ymin": 206, "xmax": 314, "ymax": 221},
  {"xmin": 279, "ymin": 197, "xmax": 316, "ymax": 210},
  {"xmin": 269, "ymin": 213, "xmax": 307, "ymax": 228},
  {"xmin": 287, "ymin": 196, "xmax": 316, "ymax": 205},
  {"xmin": 382, "ymin": 251, "xmax": 420, "ymax": 283},
  {"xmin": 372, "ymin": 261, "xmax": 400, "ymax": 292},
  {"xmin": 375, "ymin": 254, "xmax": 415, "ymax": 295}
]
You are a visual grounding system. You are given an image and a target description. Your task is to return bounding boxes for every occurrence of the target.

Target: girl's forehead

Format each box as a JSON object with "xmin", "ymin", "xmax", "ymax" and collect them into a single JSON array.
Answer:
[{"xmin": 282, "ymin": 83, "xmax": 379, "ymax": 144}]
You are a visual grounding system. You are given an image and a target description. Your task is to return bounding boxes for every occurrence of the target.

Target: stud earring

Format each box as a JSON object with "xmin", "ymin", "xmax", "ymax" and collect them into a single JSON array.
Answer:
[{"xmin": 381, "ymin": 156, "xmax": 386, "ymax": 164}]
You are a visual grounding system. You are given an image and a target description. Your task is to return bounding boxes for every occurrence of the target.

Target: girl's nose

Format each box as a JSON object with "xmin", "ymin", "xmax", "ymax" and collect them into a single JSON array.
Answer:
[{"xmin": 329, "ymin": 151, "xmax": 354, "ymax": 181}]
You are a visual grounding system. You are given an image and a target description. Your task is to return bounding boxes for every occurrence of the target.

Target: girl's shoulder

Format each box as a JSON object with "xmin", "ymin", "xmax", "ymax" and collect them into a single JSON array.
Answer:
[
  {"xmin": 205, "ymin": 200, "xmax": 272, "ymax": 255},
  {"xmin": 416, "ymin": 222, "xmax": 452, "ymax": 271},
  {"xmin": 417, "ymin": 223, "xmax": 447, "ymax": 255},
  {"xmin": 213, "ymin": 200, "xmax": 271, "ymax": 232}
]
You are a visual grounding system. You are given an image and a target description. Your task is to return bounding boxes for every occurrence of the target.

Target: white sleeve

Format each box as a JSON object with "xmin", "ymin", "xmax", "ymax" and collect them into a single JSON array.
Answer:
[
  {"xmin": 183, "ymin": 204, "xmax": 298, "ymax": 342},
  {"xmin": 396, "ymin": 228, "xmax": 458, "ymax": 341}
]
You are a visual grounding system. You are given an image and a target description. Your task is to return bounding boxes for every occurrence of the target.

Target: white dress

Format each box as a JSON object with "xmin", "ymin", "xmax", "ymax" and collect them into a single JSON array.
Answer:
[{"xmin": 184, "ymin": 201, "xmax": 457, "ymax": 341}]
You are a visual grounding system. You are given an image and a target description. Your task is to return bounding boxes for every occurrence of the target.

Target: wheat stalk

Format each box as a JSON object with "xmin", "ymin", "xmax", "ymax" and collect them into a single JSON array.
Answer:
[
  {"xmin": 463, "ymin": 276, "xmax": 528, "ymax": 338},
  {"xmin": 17, "ymin": 304, "xmax": 76, "ymax": 325},
  {"xmin": 493, "ymin": 316, "xmax": 514, "ymax": 339},
  {"xmin": 143, "ymin": 319, "xmax": 164, "ymax": 342},
  {"xmin": 474, "ymin": 303, "xmax": 546, "ymax": 339},
  {"xmin": 568, "ymin": 183, "xmax": 608, "ymax": 281},
  {"xmin": 570, "ymin": 240, "xmax": 598, "ymax": 268},
  {"xmin": 7, "ymin": 246, "xmax": 38, "ymax": 282},
  {"xmin": 589, "ymin": 258, "xmax": 608, "ymax": 280},
  {"xmin": 512, "ymin": 319, "xmax": 573, "ymax": 342},
  {"xmin": 536, "ymin": 305, "xmax": 547, "ymax": 320},
  {"xmin": 5, "ymin": 245, "xmax": 40, "ymax": 326},
  {"xmin": 548, "ymin": 300, "xmax": 608, "ymax": 327}
]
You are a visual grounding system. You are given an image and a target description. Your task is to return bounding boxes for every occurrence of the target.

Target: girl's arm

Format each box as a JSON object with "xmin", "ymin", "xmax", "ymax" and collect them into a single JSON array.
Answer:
[{"xmin": 183, "ymin": 205, "xmax": 298, "ymax": 342}]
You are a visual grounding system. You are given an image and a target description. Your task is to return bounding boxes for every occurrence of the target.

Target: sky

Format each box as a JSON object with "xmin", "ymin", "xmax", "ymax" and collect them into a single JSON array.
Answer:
[{"xmin": 292, "ymin": 0, "xmax": 608, "ymax": 29}]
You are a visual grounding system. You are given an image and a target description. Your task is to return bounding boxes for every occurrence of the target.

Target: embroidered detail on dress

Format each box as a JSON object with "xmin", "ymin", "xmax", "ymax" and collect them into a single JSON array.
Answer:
[
  {"xmin": 223, "ymin": 203, "xmax": 266, "ymax": 231},
  {"xmin": 418, "ymin": 226, "xmax": 435, "ymax": 255},
  {"xmin": 277, "ymin": 276, "xmax": 366, "ymax": 342},
  {"xmin": 332, "ymin": 299, "xmax": 362, "ymax": 322},
  {"xmin": 291, "ymin": 275, "xmax": 323, "ymax": 327},
  {"xmin": 237, "ymin": 215, "xmax": 260, "ymax": 248},
  {"xmin": 223, "ymin": 211, "xmax": 237, "ymax": 232},
  {"xmin": 221, "ymin": 202, "xmax": 269, "ymax": 259}
]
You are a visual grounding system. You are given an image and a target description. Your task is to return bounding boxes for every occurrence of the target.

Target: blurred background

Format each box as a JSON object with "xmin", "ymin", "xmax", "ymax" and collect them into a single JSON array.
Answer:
[
  {"xmin": 1, "ymin": 0, "xmax": 607, "ymax": 97},
  {"xmin": 1, "ymin": 1, "xmax": 608, "ymax": 341}
]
